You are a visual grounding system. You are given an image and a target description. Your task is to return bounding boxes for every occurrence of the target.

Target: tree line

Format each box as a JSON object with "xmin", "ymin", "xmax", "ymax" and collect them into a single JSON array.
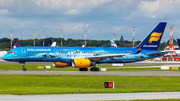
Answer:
[{"xmin": 0, "ymin": 37, "xmax": 176, "ymax": 51}]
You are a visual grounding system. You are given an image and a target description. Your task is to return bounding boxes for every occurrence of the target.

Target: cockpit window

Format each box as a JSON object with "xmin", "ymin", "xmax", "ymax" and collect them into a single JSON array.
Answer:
[{"xmin": 8, "ymin": 51, "xmax": 16, "ymax": 54}]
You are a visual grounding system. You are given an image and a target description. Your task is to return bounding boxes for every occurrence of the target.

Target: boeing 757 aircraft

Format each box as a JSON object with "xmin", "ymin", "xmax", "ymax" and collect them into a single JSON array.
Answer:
[{"xmin": 3, "ymin": 22, "xmax": 170, "ymax": 71}]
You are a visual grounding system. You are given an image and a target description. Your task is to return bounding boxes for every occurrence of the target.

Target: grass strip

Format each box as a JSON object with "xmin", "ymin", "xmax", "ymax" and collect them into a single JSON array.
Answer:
[
  {"xmin": 0, "ymin": 75, "xmax": 180, "ymax": 94},
  {"xmin": 125, "ymin": 99, "xmax": 180, "ymax": 101},
  {"xmin": 0, "ymin": 64, "xmax": 163, "ymax": 71}
]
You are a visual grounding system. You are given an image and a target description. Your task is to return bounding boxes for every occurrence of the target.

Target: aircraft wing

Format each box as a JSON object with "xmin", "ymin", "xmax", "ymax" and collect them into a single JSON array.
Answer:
[
  {"xmin": 72, "ymin": 43, "xmax": 143, "ymax": 61},
  {"xmin": 72, "ymin": 54, "xmax": 127, "ymax": 61},
  {"xmin": 147, "ymin": 50, "xmax": 175, "ymax": 55}
]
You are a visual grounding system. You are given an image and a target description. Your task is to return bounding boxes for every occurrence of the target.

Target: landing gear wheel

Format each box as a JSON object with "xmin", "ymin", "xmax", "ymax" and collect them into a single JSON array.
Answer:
[
  {"xmin": 90, "ymin": 68, "xmax": 99, "ymax": 71},
  {"xmin": 79, "ymin": 68, "xmax": 88, "ymax": 71},
  {"xmin": 90, "ymin": 61, "xmax": 99, "ymax": 71},
  {"xmin": 22, "ymin": 63, "xmax": 26, "ymax": 71},
  {"xmin": 84, "ymin": 68, "xmax": 88, "ymax": 71},
  {"xmin": 95, "ymin": 68, "xmax": 99, "ymax": 71},
  {"xmin": 90, "ymin": 68, "xmax": 94, "ymax": 71},
  {"xmin": 22, "ymin": 68, "xmax": 26, "ymax": 71}
]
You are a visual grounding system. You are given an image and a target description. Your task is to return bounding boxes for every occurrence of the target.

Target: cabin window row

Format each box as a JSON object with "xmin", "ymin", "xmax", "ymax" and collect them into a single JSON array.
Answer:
[
  {"xmin": 59, "ymin": 52, "xmax": 122, "ymax": 54},
  {"xmin": 28, "ymin": 52, "xmax": 50, "ymax": 53},
  {"xmin": 27, "ymin": 52, "xmax": 123, "ymax": 54}
]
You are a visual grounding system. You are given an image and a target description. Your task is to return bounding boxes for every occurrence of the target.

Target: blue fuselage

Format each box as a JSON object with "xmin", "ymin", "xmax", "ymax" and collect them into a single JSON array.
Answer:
[{"xmin": 3, "ymin": 46, "xmax": 164, "ymax": 64}]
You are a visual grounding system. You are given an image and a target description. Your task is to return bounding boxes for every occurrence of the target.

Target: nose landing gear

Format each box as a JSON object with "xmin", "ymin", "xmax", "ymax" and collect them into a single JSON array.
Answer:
[{"xmin": 21, "ymin": 62, "xmax": 26, "ymax": 71}]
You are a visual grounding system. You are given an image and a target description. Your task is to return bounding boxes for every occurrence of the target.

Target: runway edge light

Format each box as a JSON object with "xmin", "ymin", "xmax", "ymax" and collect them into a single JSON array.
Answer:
[{"xmin": 104, "ymin": 81, "xmax": 114, "ymax": 89}]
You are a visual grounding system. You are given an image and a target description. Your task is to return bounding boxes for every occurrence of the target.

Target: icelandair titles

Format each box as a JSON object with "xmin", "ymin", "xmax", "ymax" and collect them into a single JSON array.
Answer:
[
  {"xmin": 143, "ymin": 45, "xmax": 157, "ymax": 47},
  {"xmin": 27, "ymin": 48, "xmax": 51, "ymax": 51}
]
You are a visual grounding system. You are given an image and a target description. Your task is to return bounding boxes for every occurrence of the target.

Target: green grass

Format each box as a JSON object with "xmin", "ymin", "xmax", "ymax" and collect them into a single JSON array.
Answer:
[
  {"xmin": 1, "ymin": 75, "xmax": 180, "ymax": 94},
  {"xmin": 0, "ymin": 64, "xmax": 163, "ymax": 71},
  {"xmin": 107, "ymin": 67, "xmax": 161, "ymax": 71},
  {"xmin": 0, "ymin": 64, "xmax": 76, "ymax": 71},
  {"xmin": 0, "ymin": 64, "xmax": 178, "ymax": 71},
  {"xmin": 127, "ymin": 99, "xmax": 180, "ymax": 101}
]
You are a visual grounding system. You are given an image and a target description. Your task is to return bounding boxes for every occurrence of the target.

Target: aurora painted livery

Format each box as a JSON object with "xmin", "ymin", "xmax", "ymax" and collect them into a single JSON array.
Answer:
[{"xmin": 3, "ymin": 22, "xmax": 169, "ymax": 71}]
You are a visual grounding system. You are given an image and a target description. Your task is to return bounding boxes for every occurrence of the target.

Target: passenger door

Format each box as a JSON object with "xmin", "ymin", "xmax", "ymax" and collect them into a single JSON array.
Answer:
[
  {"xmin": 21, "ymin": 48, "xmax": 26, "ymax": 57},
  {"xmin": 54, "ymin": 49, "xmax": 59, "ymax": 57}
]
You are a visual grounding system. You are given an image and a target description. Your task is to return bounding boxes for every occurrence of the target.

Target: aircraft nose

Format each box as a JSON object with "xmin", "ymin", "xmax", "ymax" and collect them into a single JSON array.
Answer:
[
  {"xmin": 3, "ymin": 54, "xmax": 10, "ymax": 61},
  {"xmin": 2, "ymin": 54, "xmax": 7, "ymax": 60}
]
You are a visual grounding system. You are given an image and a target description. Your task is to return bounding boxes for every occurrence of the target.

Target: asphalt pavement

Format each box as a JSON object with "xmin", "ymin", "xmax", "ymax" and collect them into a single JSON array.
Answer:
[{"xmin": 1, "ymin": 92, "xmax": 180, "ymax": 101}]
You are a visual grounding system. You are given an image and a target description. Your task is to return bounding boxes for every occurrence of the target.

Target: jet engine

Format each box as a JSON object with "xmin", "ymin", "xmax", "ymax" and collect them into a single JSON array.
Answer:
[
  {"xmin": 53, "ymin": 62, "xmax": 71, "ymax": 68},
  {"xmin": 72, "ymin": 58, "xmax": 93, "ymax": 68}
]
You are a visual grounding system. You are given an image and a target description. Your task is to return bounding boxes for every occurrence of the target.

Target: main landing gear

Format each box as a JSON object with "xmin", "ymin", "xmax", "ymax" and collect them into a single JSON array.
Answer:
[
  {"xmin": 90, "ymin": 61, "xmax": 99, "ymax": 71},
  {"xmin": 78, "ymin": 61, "xmax": 99, "ymax": 71},
  {"xmin": 79, "ymin": 68, "xmax": 88, "ymax": 71},
  {"xmin": 21, "ymin": 62, "xmax": 26, "ymax": 71},
  {"xmin": 79, "ymin": 67, "xmax": 99, "ymax": 71}
]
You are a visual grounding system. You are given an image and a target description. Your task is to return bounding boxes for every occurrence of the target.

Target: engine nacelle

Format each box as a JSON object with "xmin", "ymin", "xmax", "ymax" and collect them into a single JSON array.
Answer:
[
  {"xmin": 72, "ymin": 58, "xmax": 93, "ymax": 68},
  {"xmin": 53, "ymin": 62, "xmax": 71, "ymax": 68}
]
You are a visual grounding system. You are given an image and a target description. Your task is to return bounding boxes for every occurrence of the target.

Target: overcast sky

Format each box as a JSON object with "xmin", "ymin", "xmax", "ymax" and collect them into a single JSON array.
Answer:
[{"xmin": 0, "ymin": 0, "xmax": 179, "ymax": 42}]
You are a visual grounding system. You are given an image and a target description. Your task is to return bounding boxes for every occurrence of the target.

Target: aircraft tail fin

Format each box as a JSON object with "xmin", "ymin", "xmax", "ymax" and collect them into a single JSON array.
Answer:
[
  {"xmin": 12, "ymin": 42, "xmax": 19, "ymax": 49},
  {"xmin": 51, "ymin": 42, "xmax": 57, "ymax": 47},
  {"xmin": 110, "ymin": 40, "xmax": 117, "ymax": 48},
  {"xmin": 177, "ymin": 39, "xmax": 180, "ymax": 49},
  {"xmin": 136, "ymin": 22, "xmax": 167, "ymax": 50},
  {"xmin": 169, "ymin": 43, "xmax": 176, "ymax": 50}
]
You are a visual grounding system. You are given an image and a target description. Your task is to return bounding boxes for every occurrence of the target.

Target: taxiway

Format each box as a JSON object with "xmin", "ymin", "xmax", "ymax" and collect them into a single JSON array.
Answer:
[
  {"xmin": 1, "ymin": 92, "xmax": 180, "ymax": 101},
  {"xmin": 0, "ymin": 70, "xmax": 180, "ymax": 76}
]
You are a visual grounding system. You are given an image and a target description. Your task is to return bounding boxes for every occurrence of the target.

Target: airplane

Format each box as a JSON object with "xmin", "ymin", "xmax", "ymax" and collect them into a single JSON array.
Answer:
[
  {"xmin": 3, "ymin": 22, "xmax": 170, "ymax": 71},
  {"xmin": 12, "ymin": 42, "xmax": 19, "ymax": 49},
  {"xmin": 171, "ymin": 39, "xmax": 180, "ymax": 55},
  {"xmin": 0, "ymin": 51, "xmax": 7, "ymax": 59},
  {"xmin": 163, "ymin": 40, "xmax": 180, "ymax": 56},
  {"xmin": 110, "ymin": 40, "xmax": 117, "ymax": 48},
  {"xmin": 177, "ymin": 39, "xmax": 180, "ymax": 50},
  {"xmin": 51, "ymin": 42, "xmax": 56, "ymax": 47},
  {"xmin": 0, "ymin": 42, "xmax": 19, "ymax": 59}
]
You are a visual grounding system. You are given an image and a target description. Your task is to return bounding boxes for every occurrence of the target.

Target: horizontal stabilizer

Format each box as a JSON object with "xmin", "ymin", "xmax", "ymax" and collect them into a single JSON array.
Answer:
[
  {"xmin": 147, "ymin": 50, "xmax": 175, "ymax": 55},
  {"xmin": 134, "ymin": 43, "xmax": 144, "ymax": 54}
]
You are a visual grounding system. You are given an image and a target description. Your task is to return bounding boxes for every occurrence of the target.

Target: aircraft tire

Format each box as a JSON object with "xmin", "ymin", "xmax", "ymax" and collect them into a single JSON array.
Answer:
[
  {"xmin": 79, "ymin": 68, "xmax": 88, "ymax": 71},
  {"xmin": 84, "ymin": 68, "xmax": 88, "ymax": 71},
  {"xmin": 22, "ymin": 68, "xmax": 26, "ymax": 71},
  {"xmin": 95, "ymin": 68, "xmax": 99, "ymax": 71},
  {"xmin": 90, "ymin": 68, "xmax": 96, "ymax": 71}
]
